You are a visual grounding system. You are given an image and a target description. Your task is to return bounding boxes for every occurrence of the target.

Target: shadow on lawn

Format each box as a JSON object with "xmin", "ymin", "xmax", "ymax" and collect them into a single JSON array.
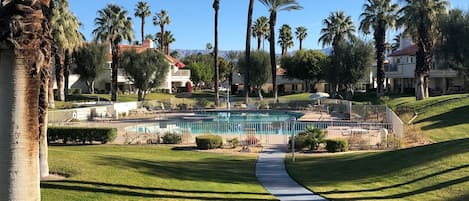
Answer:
[
  {"xmin": 94, "ymin": 155, "xmax": 260, "ymax": 185},
  {"xmin": 41, "ymin": 181, "xmax": 276, "ymax": 201},
  {"xmin": 291, "ymin": 138, "xmax": 469, "ymax": 183},
  {"xmin": 417, "ymin": 105, "xmax": 469, "ymax": 131}
]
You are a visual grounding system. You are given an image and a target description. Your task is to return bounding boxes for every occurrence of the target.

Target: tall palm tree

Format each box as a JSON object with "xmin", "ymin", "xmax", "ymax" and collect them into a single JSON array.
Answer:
[
  {"xmin": 153, "ymin": 10, "xmax": 171, "ymax": 54},
  {"xmin": 259, "ymin": 0, "xmax": 302, "ymax": 103},
  {"xmin": 398, "ymin": 0, "xmax": 448, "ymax": 100},
  {"xmin": 295, "ymin": 26, "xmax": 308, "ymax": 50},
  {"xmin": 157, "ymin": 31, "xmax": 175, "ymax": 55},
  {"xmin": 245, "ymin": 0, "xmax": 255, "ymax": 104},
  {"xmin": 213, "ymin": 0, "xmax": 220, "ymax": 107},
  {"xmin": 359, "ymin": 0, "xmax": 399, "ymax": 96},
  {"xmin": 51, "ymin": 0, "xmax": 83, "ymax": 102},
  {"xmin": 93, "ymin": 4, "xmax": 134, "ymax": 101},
  {"xmin": 252, "ymin": 16, "xmax": 270, "ymax": 50},
  {"xmin": 134, "ymin": 1, "xmax": 151, "ymax": 45},
  {"xmin": 319, "ymin": 11, "xmax": 356, "ymax": 50},
  {"xmin": 278, "ymin": 24, "xmax": 294, "ymax": 56},
  {"xmin": 0, "ymin": 1, "xmax": 53, "ymax": 200}
]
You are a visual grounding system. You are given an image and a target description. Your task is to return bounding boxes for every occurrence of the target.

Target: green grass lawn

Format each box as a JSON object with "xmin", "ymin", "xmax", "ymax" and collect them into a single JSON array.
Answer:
[
  {"xmin": 41, "ymin": 145, "xmax": 276, "ymax": 201},
  {"xmin": 286, "ymin": 138, "xmax": 469, "ymax": 201}
]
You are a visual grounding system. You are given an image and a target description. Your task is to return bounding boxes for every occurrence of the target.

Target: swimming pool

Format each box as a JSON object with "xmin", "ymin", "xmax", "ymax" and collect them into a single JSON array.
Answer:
[{"xmin": 126, "ymin": 110, "xmax": 303, "ymax": 135}]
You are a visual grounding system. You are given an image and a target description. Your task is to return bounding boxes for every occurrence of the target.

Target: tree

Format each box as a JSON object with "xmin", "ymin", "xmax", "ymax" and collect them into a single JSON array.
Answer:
[
  {"xmin": 398, "ymin": 0, "xmax": 448, "ymax": 100},
  {"xmin": 295, "ymin": 26, "xmax": 308, "ymax": 50},
  {"xmin": 51, "ymin": 0, "xmax": 83, "ymax": 102},
  {"xmin": 0, "ymin": 1, "xmax": 52, "ymax": 200},
  {"xmin": 93, "ymin": 4, "xmax": 134, "ymax": 102},
  {"xmin": 259, "ymin": 0, "xmax": 303, "ymax": 103},
  {"xmin": 134, "ymin": 1, "xmax": 151, "ymax": 45},
  {"xmin": 281, "ymin": 50, "xmax": 327, "ymax": 92},
  {"xmin": 182, "ymin": 53, "xmax": 213, "ymax": 88},
  {"xmin": 319, "ymin": 11, "xmax": 356, "ymax": 51},
  {"xmin": 438, "ymin": 9, "xmax": 469, "ymax": 82},
  {"xmin": 153, "ymin": 10, "xmax": 171, "ymax": 54},
  {"xmin": 359, "ymin": 0, "xmax": 398, "ymax": 96},
  {"xmin": 327, "ymin": 40, "xmax": 374, "ymax": 99},
  {"xmin": 391, "ymin": 33, "xmax": 401, "ymax": 51},
  {"xmin": 239, "ymin": 51, "xmax": 271, "ymax": 100},
  {"xmin": 226, "ymin": 51, "xmax": 240, "ymax": 92},
  {"xmin": 121, "ymin": 49, "xmax": 170, "ymax": 101},
  {"xmin": 278, "ymin": 24, "xmax": 294, "ymax": 56},
  {"xmin": 157, "ymin": 30, "xmax": 175, "ymax": 55},
  {"xmin": 213, "ymin": 0, "xmax": 220, "ymax": 107},
  {"xmin": 294, "ymin": 126, "xmax": 325, "ymax": 151},
  {"xmin": 244, "ymin": 0, "xmax": 255, "ymax": 104},
  {"xmin": 253, "ymin": 16, "xmax": 270, "ymax": 50},
  {"xmin": 73, "ymin": 43, "xmax": 108, "ymax": 94}
]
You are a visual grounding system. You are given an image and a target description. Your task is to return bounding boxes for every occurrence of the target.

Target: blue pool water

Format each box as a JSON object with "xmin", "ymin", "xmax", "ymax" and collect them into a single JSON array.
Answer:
[{"xmin": 126, "ymin": 111, "xmax": 304, "ymax": 135}]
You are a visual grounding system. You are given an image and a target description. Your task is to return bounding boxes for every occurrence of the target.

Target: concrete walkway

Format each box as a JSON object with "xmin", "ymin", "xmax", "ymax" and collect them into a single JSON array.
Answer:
[{"xmin": 256, "ymin": 145, "xmax": 327, "ymax": 201}]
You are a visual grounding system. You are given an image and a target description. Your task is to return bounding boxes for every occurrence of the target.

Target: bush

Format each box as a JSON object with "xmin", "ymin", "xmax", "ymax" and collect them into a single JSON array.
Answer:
[
  {"xmin": 161, "ymin": 132, "xmax": 182, "ymax": 144},
  {"xmin": 325, "ymin": 139, "xmax": 348, "ymax": 153},
  {"xmin": 196, "ymin": 135, "xmax": 223, "ymax": 150},
  {"xmin": 291, "ymin": 126, "xmax": 325, "ymax": 151},
  {"xmin": 196, "ymin": 98, "xmax": 209, "ymax": 108},
  {"xmin": 244, "ymin": 135, "xmax": 259, "ymax": 145},
  {"xmin": 226, "ymin": 137, "xmax": 240, "ymax": 148},
  {"xmin": 48, "ymin": 127, "xmax": 117, "ymax": 144}
]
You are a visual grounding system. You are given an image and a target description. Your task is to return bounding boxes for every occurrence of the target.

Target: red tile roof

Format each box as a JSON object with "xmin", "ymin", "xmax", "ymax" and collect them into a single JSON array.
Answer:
[
  {"xmin": 389, "ymin": 44, "xmax": 418, "ymax": 57},
  {"xmin": 105, "ymin": 44, "xmax": 185, "ymax": 68}
]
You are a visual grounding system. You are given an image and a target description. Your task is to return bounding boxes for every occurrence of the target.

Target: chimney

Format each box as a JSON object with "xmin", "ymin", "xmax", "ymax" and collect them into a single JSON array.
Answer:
[
  {"xmin": 399, "ymin": 34, "xmax": 413, "ymax": 50},
  {"xmin": 142, "ymin": 39, "xmax": 154, "ymax": 48}
]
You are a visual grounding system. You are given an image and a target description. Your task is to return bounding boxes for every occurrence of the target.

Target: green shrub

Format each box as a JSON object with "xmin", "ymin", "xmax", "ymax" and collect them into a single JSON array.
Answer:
[
  {"xmin": 325, "ymin": 139, "xmax": 348, "ymax": 153},
  {"xmin": 47, "ymin": 127, "xmax": 117, "ymax": 144},
  {"xmin": 196, "ymin": 135, "xmax": 223, "ymax": 150},
  {"xmin": 226, "ymin": 137, "xmax": 240, "ymax": 148},
  {"xmin": 291, "ymin": 126, "xmax": 325, "ymax": 150},
  {"xmin": 196, "ymin": 98, "xmax": 209, "ymax": 108},
  {"xmin": 161, "ymin": 132, "xmax": 182, "ymax": 144}
]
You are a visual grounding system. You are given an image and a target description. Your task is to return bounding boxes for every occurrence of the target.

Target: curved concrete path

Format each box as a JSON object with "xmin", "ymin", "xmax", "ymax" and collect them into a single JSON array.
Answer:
[{"xmin": 256, "ymin": 145, "xmax": 327, "ymax": 201}]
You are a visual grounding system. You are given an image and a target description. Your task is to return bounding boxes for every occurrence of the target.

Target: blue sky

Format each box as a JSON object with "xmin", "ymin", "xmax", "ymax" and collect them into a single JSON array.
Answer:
[{"xmin": 70, "ymin": 0, "xmax": 468, "ymax": 51}]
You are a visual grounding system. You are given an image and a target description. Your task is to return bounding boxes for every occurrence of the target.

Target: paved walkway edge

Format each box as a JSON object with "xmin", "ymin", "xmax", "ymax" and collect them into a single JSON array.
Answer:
[{"xmin": 256, "ymin": 145, "xmax": 327, "ymax": 201}]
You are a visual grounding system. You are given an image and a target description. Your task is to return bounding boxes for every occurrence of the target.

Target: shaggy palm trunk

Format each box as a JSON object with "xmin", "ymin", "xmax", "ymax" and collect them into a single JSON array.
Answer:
[
  {"xmin": 64, "ymin": 49, "xmax": 71, "ymax": 101},
  {"xmin": 375, "ymin": 23, "xmax": 386, "ymax": 96},
  {"xmin": 39, "ymin": 66, "xmax": 51, "ymax": 178},
  {"xmin": 213, "ymin": 0, "xmax": 220, "ymax": 107},
  {"xmin": 160, "ymin": 25, "xmax": 165, "ymax": 53},
  {"xmin": 48, "ymin": 72, "xmax": 55, "ymax": 109},
  {"xmin": 415, "ymin": 23, "xmax": 434, "ymax": 100},
  {"xmin": 55, "ymin": 48, "xmax": 65, "ymax": 101},
  {"xmin": 111, "ymin": 41, "xmax": 119, "ymax": 102},
  {"xmin": 244, "ymin": 0, "xmax": 254, "ymax": 104},
  {"xmin": 257, "ymin": 36, "xmax": 262, "ymax": 51},
  {"xmin": 269, "ymin": 11, "xmax": 279, "ymax": 103}
]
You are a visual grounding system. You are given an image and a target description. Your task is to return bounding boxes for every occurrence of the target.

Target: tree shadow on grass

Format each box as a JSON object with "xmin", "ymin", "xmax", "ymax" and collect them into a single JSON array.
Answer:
[
  {"xmin": 41, "ymin": 182, "xmax": 277, "ymax": 201},
  {"xmin": 417, "ymin": 105, "xmax": 469, "ymax": 131},
  {"xmin": 291, "ymin": 138, "xmax": 469, "ymax": 183},
  {"xmin": 94, "ymin": 155, "xmax": 260, "ymax": 185}
]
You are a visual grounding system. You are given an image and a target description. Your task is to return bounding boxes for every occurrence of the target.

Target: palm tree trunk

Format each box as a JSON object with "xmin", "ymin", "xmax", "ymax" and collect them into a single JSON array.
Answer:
[
  {"xmin": 257, "ymin": 36, "xmax": 262, "ymax": 51},
  {"xmin": 39, "ymin": 64, "xmax": 50, "ymax": 179},
  {"xmin": 111, "ymin": 41, "xmax": 119, "ymax": 102},
  {"xmin": 64, "ymin": 49, "xmax": 71, "ymax": 101},
  {"xmin": 48, "ymin": 72, "xmax": 55, "ymax": 109},
  {"xmin": 244, "ymin": 0, "xmax": 254, "ymax": 104},
  {"xmin": 269, "ymin": 11, "xmax": 278, "ymax": 103},
  {"xmin": 299, "ymin": 39, "xmax": 303, "ymax": 50},
  {"xmin": 160, "ymin": 25, "xmax": 165, "ymax": 53},
  {"xmin": 55, "ymin": 48, "xmax": 65, "ymax": 101},
  {"xmin": 141, "ymin": 16, "xmax": 145, "ymax": 45},
  {"xmin": 375, "ymin": 24, "xmax": 386, "ymax": 97},
  {"xmin": 214, "ymin": 0, "xmax": 220, "ymax": 107}
]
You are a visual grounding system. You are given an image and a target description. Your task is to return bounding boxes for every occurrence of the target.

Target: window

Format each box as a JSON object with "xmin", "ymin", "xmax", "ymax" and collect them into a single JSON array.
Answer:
[{"xmin": 396, "ymin": 58, "xmax": 401, "ymax": 64}]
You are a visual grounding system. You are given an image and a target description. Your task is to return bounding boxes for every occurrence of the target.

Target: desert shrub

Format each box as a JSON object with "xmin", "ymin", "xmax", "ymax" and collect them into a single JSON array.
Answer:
[
  {"xmin": 47, "ymin": 127, "xmax": 117, "ymax": 144},
  {"xmin": 226, "ymin": 137, "xmax": 240, "ymax": 148},
  {"xmin": 161, "ymin": 132, "xmax": 182, "ymax": 144},
  {"xmin": 291, "ymin": 126, "xmax": 325, "ymax": 150},
  {"xmin": 196, "ymin": 135, "xmax": 223, "ymax": 149},
  {"xmin": 325, "ymin": 139, "xmax": 348, "ymax": 153}
]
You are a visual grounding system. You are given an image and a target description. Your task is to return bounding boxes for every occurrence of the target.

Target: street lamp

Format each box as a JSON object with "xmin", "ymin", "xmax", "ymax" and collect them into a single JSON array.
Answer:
[{"xmin": 291, "ymin": 117, "xmax": 297, "ymax": 162}]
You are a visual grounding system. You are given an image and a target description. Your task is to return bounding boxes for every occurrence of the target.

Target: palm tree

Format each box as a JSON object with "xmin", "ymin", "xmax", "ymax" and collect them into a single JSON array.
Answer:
[
  {"xmin": 359, "ymin": 0, "xmax": 399, "ymax": 96},
  {"xmin": 398, "ymin": 0, "xmax": 448, "ymax": 100},
  {"xmin": 213, "ymin": 0, "xmax": 220, "ymax": 107},
  {"xmin": 245, "ymin": 0, "xmax": 255, "ymax": 104},
  {"xmin": 157, "ymin": 31, "xmax": 175, "ymax": 55},
  {"xmin": 252, "ymin": 16, "xmax": 270, "ymax": 50},
  {"xmin": 0, "ymin": 1, "xmax": 53, "ymax": 200},
  {"xmin": 93, "ymin": 4, "xmax": 134, "ymax": 101},
  {"xmin": 134, "ymin": 1, "xmax": 151, "ymax": 45},
  {"xmin": 153, "ymin": 10, "xmax": 171, "ymax": 54},
  {"xmin": 278, "ymin": 24, "xmax": 294, "ymax": 56},
  {"xmin": 51, "ymin": 0, "xmax": 83, "ymax": 102},
  {"xmin": 259, "ymin": 0, "xmax": 303, "ymax": 103},
  {"xmin": 319, "ymin": 11, "xmax": 356, "ymax": 50},
  {"xmin": 295, "ymin": 26, "xmax": 308, "ymax": 50},
  {"xmin": 391, "ymin": 33, "xmax": 401, "ymax": 51}
]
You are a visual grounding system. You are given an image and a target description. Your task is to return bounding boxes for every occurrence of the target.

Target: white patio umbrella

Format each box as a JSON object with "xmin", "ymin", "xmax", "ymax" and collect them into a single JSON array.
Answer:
[{"xmin": 310, "ymin": 92, "xmax": 330, "ymax": 105}]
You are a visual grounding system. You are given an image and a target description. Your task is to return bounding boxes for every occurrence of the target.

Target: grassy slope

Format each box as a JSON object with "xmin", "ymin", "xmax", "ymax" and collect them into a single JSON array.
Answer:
[
  {"xmin": 41, "ymin": 146, "xmax": 276, "ymax": 201},
  {"xmin": 287, "ymin": 94, "xmax": 469, "ymax": 200}
]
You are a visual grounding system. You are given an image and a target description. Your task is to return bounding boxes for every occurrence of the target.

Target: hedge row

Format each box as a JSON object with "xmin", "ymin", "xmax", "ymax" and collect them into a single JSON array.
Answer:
[
  {"xmin": 325, "ymin": 139, "xmax": 348, "ymax": 153},
  {"xmin": 48, "ymin": 127, "xmax": 117, "ymax": 144},
  {"xmin": 196, "ymin": 135, "xmax": 223, "ymax": 150}
]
